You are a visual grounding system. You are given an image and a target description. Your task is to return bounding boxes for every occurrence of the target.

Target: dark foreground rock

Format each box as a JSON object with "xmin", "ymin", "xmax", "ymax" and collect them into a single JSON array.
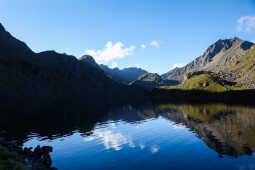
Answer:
[{"xmin": 0, "ymin": 130, "xmax": 57, "ymax": 170}]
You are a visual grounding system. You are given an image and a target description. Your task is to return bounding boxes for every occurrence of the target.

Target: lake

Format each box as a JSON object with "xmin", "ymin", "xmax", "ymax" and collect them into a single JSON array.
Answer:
[{"xmin": 2, "ymin": 103, "xmax": 255, "ymax": 170}]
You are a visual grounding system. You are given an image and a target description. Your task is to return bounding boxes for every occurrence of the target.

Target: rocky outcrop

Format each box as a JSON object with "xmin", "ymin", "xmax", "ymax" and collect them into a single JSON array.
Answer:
[
  {"xmin": 131, "ymin": 73, "xmax": 179, "ymax": 90},
  {"xmin": 0, "ymin": 130, "xmax": 56, "ymax": 170}
]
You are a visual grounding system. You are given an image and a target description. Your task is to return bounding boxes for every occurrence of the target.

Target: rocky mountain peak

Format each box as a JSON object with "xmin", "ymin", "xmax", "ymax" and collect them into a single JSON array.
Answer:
[
  {"xmin": 205, "ymin": 38, "xmax": 242, "ymax": 58},
  {"xmin": 163, "ymin": 37, "xmax": 254, "ymax": 82}
]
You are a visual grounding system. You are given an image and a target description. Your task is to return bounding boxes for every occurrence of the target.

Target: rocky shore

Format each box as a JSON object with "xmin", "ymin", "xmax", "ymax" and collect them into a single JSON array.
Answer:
[{"xmin": 0, "ymin": 130, "xmax": 57, "ymax": 170}]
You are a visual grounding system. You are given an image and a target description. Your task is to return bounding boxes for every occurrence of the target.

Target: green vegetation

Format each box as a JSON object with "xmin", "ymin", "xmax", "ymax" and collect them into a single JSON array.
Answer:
[
  {"xmin": 0, "ymin": 144, "xmax": 28, "ymax": 170},
  {"xmin": 181, "ymin": 73, "xmax": 242, "ymax": 92},
  {"xmin": 159, "ymin": 73, "xmax": 245, "ymax": 92},
  {"xmin": 227, "ymin": 46, "xmax": 255, "ymax": 83},
  {"xmin": 158, "ymin": 103, "xmax": 244, "ymax": 122},
  {"xmin": 228, "ymin": 47, "xmax": 255, "ymax": 72}
]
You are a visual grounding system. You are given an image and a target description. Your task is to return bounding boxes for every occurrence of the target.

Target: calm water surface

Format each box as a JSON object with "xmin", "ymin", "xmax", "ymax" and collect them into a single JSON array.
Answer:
[{"xmin": 3, "ymin": 103, "xmax": 255, "ymax": 170}]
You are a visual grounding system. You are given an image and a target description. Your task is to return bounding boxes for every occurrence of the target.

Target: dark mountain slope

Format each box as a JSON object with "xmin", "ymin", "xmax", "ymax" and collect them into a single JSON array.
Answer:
[
  {"xmin": 79, "ymin": 55, "xmax": 101, "ymax": 69},
  {"xmin": 0, "ymin": 23, "xmax": 145, "ymax": 112},
  {"xmin": 0, "ymin": 24, "xmax": 34, "ymax": 58}
]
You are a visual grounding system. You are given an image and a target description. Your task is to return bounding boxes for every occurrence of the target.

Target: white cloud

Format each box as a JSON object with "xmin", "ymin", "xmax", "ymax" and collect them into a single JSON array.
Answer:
[
  {"xmin": 141, "ymin": 44, "xmax": 146, "ymax": 49},
  {"xmin": 110, "ymin": 62, "xmax": 118, "ymax": 69},
  {"xmin": 139, "ymin": 144, "xmax": 145, "ymax": 150},
  {"xmin": 86, "ymin": 41, "xmax": 135, "ymax": 63},
  {"xmin": 84, "ymin": 136, "xmax": 95, "ymax": 141},
  {"xmin": 150, "ymin": 41, "xmax": 160, "ymax": 48},
  {"xmin": 111, "ymin": 122, "xmax": 117, "ymax": 128},
  {"xmin": 84, "ymin": 130, "xmax": 135, "ymax": 151},
  {"xmin": 237, "ymin": 16, "xmax": 255, "ymax": 32},
  {"xmin": 172, "ymin": 124, "xmax": 186, "ymax": 129},
  {"xmin": 129, "ymin": 141, "xmax": 135, "ymax": 148},
  {"xmin": 150, "ymin": 145, "xmax": 160, "ymax": 153},
  {"xmin": 171, "ymin": 63, "xmax": 185, "ymax": 69}
]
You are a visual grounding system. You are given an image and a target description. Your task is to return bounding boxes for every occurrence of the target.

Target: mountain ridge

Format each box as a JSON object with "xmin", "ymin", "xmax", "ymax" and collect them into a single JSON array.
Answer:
[
  {"xmin": 0, "ymin": 23, "xmax": 145, "ymax": 112},
  {"xmin": 162, "ymin": 37, "xmax": 255, "ymax": 88}
]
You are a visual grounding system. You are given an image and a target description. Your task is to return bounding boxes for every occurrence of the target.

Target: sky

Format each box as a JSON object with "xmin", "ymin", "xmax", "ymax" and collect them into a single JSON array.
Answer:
[{"xmin": 1, "ymin": 0, "xmax": 255, "ymax": 74}]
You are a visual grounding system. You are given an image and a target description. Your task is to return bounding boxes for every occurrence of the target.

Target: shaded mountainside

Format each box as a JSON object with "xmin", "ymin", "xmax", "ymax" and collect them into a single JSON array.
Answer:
[
  {"xmin": 162, "ymin": 37, "xmax": 255, "ymax": 88},
  {"xmin": 79, "ymin": 55, "xmax": 101, "ymax": 69},
  {"xmin": 100, "ymin": 64, "xmax": 148, "ymax": 84},
  {"xmin": 0, "ymin": 23, "xmax": 34, "ymax": 59},
  {"xmin": 0, "ymin": 23, "xmax": 145, "ymax": 112}
]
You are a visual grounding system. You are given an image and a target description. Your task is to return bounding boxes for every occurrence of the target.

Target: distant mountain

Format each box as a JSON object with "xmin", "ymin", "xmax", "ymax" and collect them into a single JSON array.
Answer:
[
  {"xmin": 0, "ymin": 23, "xmax": 145, "ymax": 112},
  {"xmin": 131, "ymin": 73, "xmax": 179, "ymax": 90},
  {"xmin": 162, "ymin": 37, "xmax": 255, "ymax": 88},
  {"xmin": 100, "ymin": 64, "xmax": 148, "ymax": 84}
]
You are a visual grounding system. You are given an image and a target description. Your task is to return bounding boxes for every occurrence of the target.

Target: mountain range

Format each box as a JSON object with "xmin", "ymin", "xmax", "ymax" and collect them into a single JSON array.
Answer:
[
  {"xmin": 1, "ymin": 22, "xmax": 255, "ymax": 111},
  {"xmin": 162, "ymin": 37, "xmax": 255, "ymax": 88},
  {"xmin": 0, "ymin": 23, "xmax": 145, "ymax": 112},
  {"xmin": 100, "ymin": 64, "xmax": 147, "ymax": 84}
]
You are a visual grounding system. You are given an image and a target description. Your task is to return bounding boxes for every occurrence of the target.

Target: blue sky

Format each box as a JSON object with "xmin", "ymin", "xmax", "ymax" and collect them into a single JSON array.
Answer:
[{"xmin": 1, "ymin": 0, "xmax": 255, "ymax": 74}]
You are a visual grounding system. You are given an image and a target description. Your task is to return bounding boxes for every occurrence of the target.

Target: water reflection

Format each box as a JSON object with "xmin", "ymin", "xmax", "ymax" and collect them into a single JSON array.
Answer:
[
  {"xmin": 84, "ymin": 129, "xmax": 135, "ymax": 151},
  {"xmin": 157, "ymin": 104, "xmax": 255, "ymax": 157},
  {"xmin": 1, "ymin": 103, "xmax": 255, "ymax": 169}
]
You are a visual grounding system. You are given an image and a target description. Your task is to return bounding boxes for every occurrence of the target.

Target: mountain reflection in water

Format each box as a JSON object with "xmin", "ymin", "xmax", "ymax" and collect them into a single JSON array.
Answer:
[{"xmin": 1, "ymin": 103, "xmax": 255, "ymax": 170}]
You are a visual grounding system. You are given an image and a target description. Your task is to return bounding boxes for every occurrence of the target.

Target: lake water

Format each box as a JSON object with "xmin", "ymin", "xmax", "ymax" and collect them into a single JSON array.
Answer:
[{"xmin": 3, "ymin": 103, "xmax": 255, "ymax": 170}]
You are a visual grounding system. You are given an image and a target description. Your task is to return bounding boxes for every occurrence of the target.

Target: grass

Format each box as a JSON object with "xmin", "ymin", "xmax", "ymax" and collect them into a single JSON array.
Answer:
[
  {"xmin": 182, "ymin": 74, "xmax": 226, "ymax": 92},
  {"xmin": 159, "ymin": 73, "xmax": 245, "ymax": 92},
  {"xmin": 227, "ymin": 46, "xmax": 255, "ymax": 80},
  {"xmin": 229, "ymin": 47, "xmax": 255, "ymax": 70}
]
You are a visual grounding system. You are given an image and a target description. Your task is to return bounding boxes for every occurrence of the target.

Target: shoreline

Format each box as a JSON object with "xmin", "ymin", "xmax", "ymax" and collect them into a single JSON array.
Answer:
[
  {"xmin": 150, "ymin": 88, "xmax": 255, "ymax": 105},
  {"xmin": 0, "ymin": 130, "xmax": 57, "ymax": 170}
]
